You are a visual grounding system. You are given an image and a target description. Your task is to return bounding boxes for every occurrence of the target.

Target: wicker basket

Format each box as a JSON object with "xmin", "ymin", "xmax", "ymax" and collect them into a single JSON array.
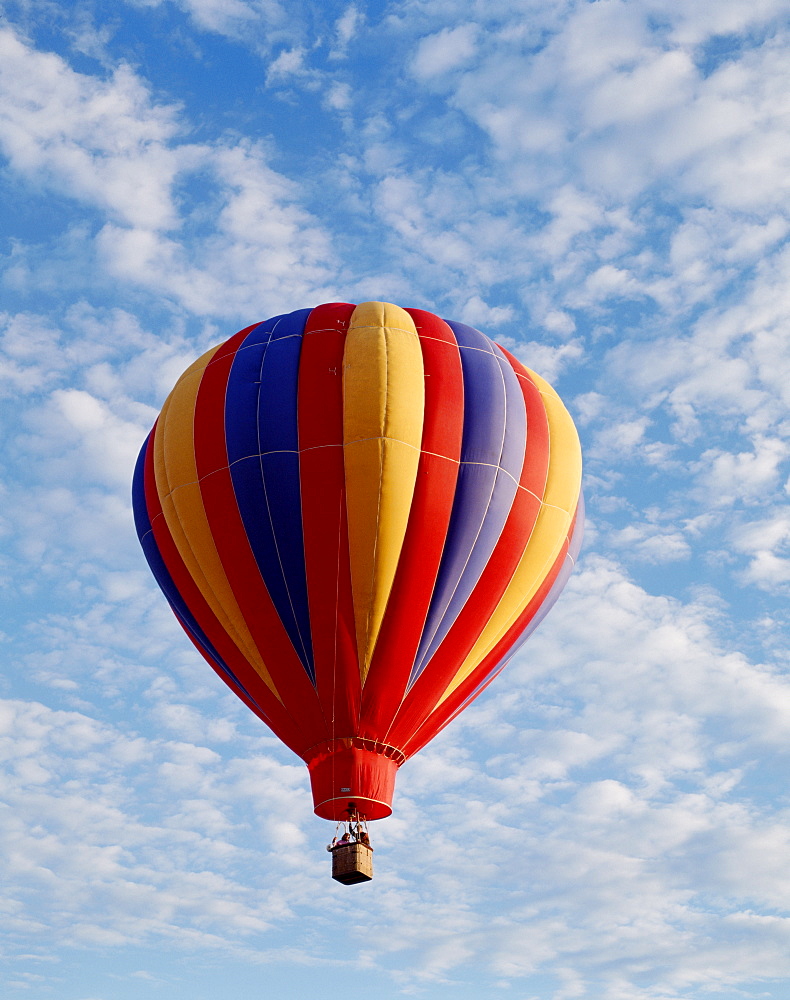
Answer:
[{"xmin": 331, "ymin": 842, "xmax": 373, "ymax": 884}]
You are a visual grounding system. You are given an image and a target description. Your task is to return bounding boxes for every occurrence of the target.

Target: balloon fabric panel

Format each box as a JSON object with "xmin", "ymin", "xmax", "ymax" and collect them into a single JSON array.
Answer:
[
  {"xmin": 225, "ymin": 310, "xmax": 315, "ymax": 681},
  {"xmin": 297, "ymin": 303, "xmax": 360, "ymax": 739},
  {"xmin": 342, "ymin": 302, "xmax": 425, "ymax": 682}
]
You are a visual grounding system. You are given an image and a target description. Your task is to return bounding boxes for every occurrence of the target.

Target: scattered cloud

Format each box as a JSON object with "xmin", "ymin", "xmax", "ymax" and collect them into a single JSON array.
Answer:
[
  {"xmin": 411, "ymin": 24, "xmax": 479, "ymax": 81},
  {"xmin": 2, "ymin": 3, "xmax": 790, "ymax": 998}
]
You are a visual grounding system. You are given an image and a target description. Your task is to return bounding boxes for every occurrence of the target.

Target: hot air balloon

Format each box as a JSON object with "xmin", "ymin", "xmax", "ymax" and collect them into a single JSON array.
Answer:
[{"xmin": 132, "ymin": 301, "xmax": 583, "ymax": 883}]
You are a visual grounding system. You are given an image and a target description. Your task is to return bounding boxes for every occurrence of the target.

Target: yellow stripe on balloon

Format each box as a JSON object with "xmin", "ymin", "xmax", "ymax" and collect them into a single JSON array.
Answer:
[
  {"xmin": 437, "ymin": 367, "xmax": 582, "ymax": 703},
  {"xmin": 343, "ymin": 301, "xmax": 425, "ymax": 682},
  {"xmin": 153, "ymin": 347, "xmax": 280, "ymax": 700}
]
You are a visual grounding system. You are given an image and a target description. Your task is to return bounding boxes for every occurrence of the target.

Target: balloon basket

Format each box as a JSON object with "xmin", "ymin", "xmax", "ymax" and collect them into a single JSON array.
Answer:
[{"xmin": 331, "ymin": 842, "xmax": 373, "ymax": 885}]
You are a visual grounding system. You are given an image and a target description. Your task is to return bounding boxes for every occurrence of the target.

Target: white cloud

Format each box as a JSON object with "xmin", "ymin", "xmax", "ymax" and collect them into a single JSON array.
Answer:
[
  {"xmin": 662, "ymin": 0, "xmax": 787, "ymax": 45},
  {"xmin": 411, "ymin": 24, "xmax": 479, "ymax": 81},
  {"xmin": 125, "ymin": 0, "xmax": 289, "ymax": 43},
  {"xmin": 330, "ymin": 4, "xmax": 362, "ymax": 59},
  {"xmin": 265, "ymin": 46, "xmax": 308, "ymax": 84},
  {"xmin": 23, "ymin": 387, "xmax": 147, "ymax": 490},
  {"xmin": 457, "ymin": 294, "xmax": 513, "ymax": 327},
  {"xmin": 95, "ymin": 139, "xmax": 336, "ymax": 314},
  {"xmin": 0, "ymin": 312, "xmax": 66, "ymax": 395},
  {"xmin": 9, "ymin": 546, "xmax": 790, "ymax": 993},
  {"xmin": 323, "ymin": 80, "xmax": 352, "ymax": 111},
  {"xmin": 0, "ymin": 29, "xmax": 185, "ymax": 230},
  {"xmin": 512, "ymin": 338, "xmax": 584, "ymax": 385},
  {"xmin": 0, "ymin": 697, "xmax": 318, "ymax": 951},
  {"xmin": 394, "ymin": 0, "xmax": 790, "ymax": 331},
  {"xmin": 0, "ymin": 29, "xmax": 336, "ymax": 318},
  {"xmin": 607, "ymin": 523, "xmax": 692, "ymax": 563},
  {"xmin": 588, "ymin": 416, "xmax": 651, "ymax": 462},
  {"xmin": 732, "ymin": 511, "xmax": 790, "ymax": 589},
  {"xmin": 693, "ymin": 437, "xmax": 790, "ymax": 507}
]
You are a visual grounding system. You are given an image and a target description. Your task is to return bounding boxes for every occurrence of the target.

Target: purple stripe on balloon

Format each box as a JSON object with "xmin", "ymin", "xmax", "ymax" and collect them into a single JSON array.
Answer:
[{"xmin": 409, "ymin": 322, "xmax": 526, "ymax": 684}]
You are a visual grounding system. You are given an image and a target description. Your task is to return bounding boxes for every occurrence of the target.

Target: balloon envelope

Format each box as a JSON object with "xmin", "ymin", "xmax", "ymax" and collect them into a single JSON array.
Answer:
[{"xmin": 132, "ymin": 301, "xmax": 583, "ymax": 820}]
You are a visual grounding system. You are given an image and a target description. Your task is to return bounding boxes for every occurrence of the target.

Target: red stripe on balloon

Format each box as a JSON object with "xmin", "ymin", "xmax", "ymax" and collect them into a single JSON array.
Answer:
[
  {"xmin": 193, "ymin": 328, "xmax": 328, "ymax": 745},
  {"xmin": 297, "ymin": 302, "xmax": 360, "ymax": 744},
  {"xmin": 359, "ymin": 309, "xmax": 464, "ymax": 743},
  {"xmin": 143, "ymin": 401, "xmax": 308, "ymax": 755}
]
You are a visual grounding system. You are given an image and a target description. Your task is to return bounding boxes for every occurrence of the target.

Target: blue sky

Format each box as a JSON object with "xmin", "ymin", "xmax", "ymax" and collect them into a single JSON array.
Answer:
[{"xmin": 2, "ymin": 1, "xmax": 790, "ymax": 998}]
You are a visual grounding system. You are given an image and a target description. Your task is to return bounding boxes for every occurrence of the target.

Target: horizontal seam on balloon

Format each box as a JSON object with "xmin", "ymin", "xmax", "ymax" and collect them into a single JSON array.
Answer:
[
  {"xmin": 226, "ymin": 443, "xmax": 434, "ymax": 459},
  {"xmin": 539, "ymin": 500, "xmax": 576, "ymax": 515},
  {"xmin": 234, "ymin": 333, "xmax": 301, "ymax": 353},
  {"xmin": 455, "ymin": 461, "xmax": 522, "ymax": 489},
  {"xmin": 457, "ymin": 343, "xmax": 497, "ymax": 356},
  {"xmin": 303, "ymin": 326, "xmax": 348, "ymax": 336},
  {"xmin": 220, "ymin": 447, "xmax": 462, "ymax": 470},
  {"xmin": 303, "ymin": 737, "xmax": 405, "ymax": 756},
  {"xmin": 300, "ymin": 443, "xmax": 460, "ymax": 464},
  {"xmin": 343, "ymin": 436, "xmax": 420, "ymax": 450},
  {"xmin": 297, "ymin": 450, "xmax": 522, "ymax": 472},
  {"xmin": 346, "ymin": 324, "xmax": 419, "ymax": 336},
  {"xmin": 159, "ymin": 456, "xmax": 533, "ymax": 497},
  {"xmin": 414, "ymin": 333, "xmax": 459, "ymax": 347},
  {"xmin": 339, "ymin": 443, "xmax": 526, "ymax": 491},
  {"xmin": 171, "ymin": 443, "xmax": 469, "ymax": 489}
]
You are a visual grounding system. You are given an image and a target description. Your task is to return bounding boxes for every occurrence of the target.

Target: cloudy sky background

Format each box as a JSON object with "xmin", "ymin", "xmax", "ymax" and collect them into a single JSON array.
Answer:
[{"xmin": 2, "ymin": 1, "xmax": 790, "ymax": 998}]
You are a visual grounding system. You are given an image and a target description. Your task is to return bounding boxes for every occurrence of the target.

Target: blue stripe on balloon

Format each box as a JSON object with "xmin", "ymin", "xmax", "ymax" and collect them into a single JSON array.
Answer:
[
  {"xmin": 223, "ymin": 317, "xmax": 282, "ymax": 464},
  {"xmin": 225, "ymin": 308, "xmax": 315, "ymax": 682},
  {"xmin": 409, "ymin": 322, "xmax": 526, "ymax": 684},
  {"xmin": 132, "ymin": 438, "xmax": 250, "ymax": 697}
]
